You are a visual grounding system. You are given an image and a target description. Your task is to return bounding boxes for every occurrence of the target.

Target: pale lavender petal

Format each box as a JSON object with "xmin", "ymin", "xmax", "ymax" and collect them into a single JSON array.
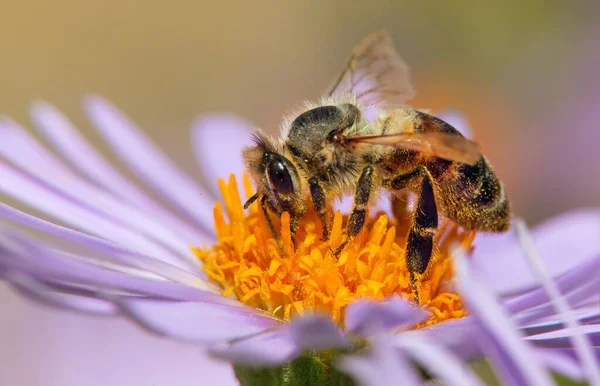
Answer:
[
  {"xmin": 0, "ymin": 117, "xmax": 206, "ymax": 264},
  {"xmin": 471, "ymin": 209, "xmax": 600, "ymax": 295},
  {"xmin": 537, "ymin": 349, "xmax": 586, "ymax": 381},
  {"xmin": 192, "ymin": 114, "xmax": 255, "ymax": 198},
  {"xmin": 31, "ymin": 101, "xmax": 206, "ymax": 243},
  {"xmin": 0, "ymin": 232, "xmax": 222, "ymax": 303},
  {"xmin": 84, "ymin": 96, "xmax": 215, "ymax": 232},
  {"xmin": 209, "ymin": 329, "xmax": 299, "ymax": 366},
  {"xmin": 437, "ymin": 110, "xmax": 473, "ymax": 139},
  {"xmin": 393, "ymin": 332, "xmax": 484, "ymax": 386},
  {"xmin": 0, "ymin": 205, "xmax": 212, "ymax": 290},
  {"xmin": 117, "ymin": 298, "xmax": 279, "ymax": 343},
  {"xmin": 454, "ymin": 251, "xmax": 555, "ymax": 386},
  {"xmin": 527, "ymin": 325, "xmax": 600, "ymax": 347},
  {"xmin": 337, "ymin": 335, "xmax": 422, "ymax": 386},
  {"xmin": 0, "ymin": 161, "xmax": 190, "ymax": 268},
  {"xmin": 345, "ymin": 296, "xmax": 428, "ymax": 336},
  {"xmin": 0, "ymin": 286, "xmax": 237, "ymax": 386},
  {"xmin": 522, "ymin": 306, "xmax": 600, "ymax": 336},
  {"xmin": 4, "ymin": 271, "xmax": 118, "ymax": 315},
  {"xmin": 508, "ymin": 259, "xmax": 600, "ymax": 320},
  {"xmin": 288, "ymin": 314, "xmax": 348, "ymax": 350},
  {"xmin": 514, "ymin": 220, "xmax": 600, "ymax": 384}
]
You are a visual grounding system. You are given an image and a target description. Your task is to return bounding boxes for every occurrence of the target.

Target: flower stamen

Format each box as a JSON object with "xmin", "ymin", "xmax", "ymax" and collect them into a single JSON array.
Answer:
[{"xmin": 193, "ymin": 175, "xmax": 474, "ymax": 327}]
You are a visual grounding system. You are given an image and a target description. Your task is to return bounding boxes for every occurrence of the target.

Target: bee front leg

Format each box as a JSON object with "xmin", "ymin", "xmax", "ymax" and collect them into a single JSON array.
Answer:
[
  {"xmin": 385, "ymin": 166, "xmax": 438, "ymax": 304},
  {"xmin": 309, "ymin": 177, "xmax": 331, "ymax": 241},
  {"xmin": 260, "ymin": 195, "xmax": 279, "ymax": 241},
  {"xmin": 333, "ymin": 166, "xmax": 374, "ymax": 255}
]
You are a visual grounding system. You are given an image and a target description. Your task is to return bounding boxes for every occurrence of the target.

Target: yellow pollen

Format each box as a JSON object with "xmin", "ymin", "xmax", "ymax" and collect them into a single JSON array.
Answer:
[{"xmin": 193, "ymin": 175, "xmax": 475, "ymax": 327}]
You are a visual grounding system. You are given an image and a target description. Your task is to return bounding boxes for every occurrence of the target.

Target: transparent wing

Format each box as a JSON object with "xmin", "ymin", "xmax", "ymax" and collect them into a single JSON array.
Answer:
[
  {"xmin": 327, "ymin": 31, "xmax": 415, "ymax": 112},
  {"xmin": 349, "ymin": 132, "xmax": 481, "ymax": 165}
]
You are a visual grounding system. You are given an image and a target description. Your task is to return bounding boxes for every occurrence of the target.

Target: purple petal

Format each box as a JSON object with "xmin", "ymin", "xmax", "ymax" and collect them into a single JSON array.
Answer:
[
  {"xmin": 514, "ymin": 220, "xmax": 600, "ymax": 383},
  {"xmin": 471, "ymin": 209, "xmax": 600, "ymax": 295},
  {"xmin": 0, "ymin": 117, "xmax": 206, "ymax": 265},
  {"xmin": 209, "ymin": 329, "xmax": 299, "ymax": 366},
  {"xmin": 84, "ymin": 96, "xmax": 215, "ymax": 233},
  {"xmin": 117, "ymin": 297, "xmax": 279, "ymax": 344},
  {"xmin": 337, "ymin": 335, "xmax": 422, "ymax": 386},
  {"xmin": 0, "ymin": 232, "xmax": 223, "ymax": 303},
  {"xmin": 288, "ymin": 314, "xmax": 349, "ymax": 350},
  {"xmin": 192, "ymin": 114, "xmax": 255, "ymax": 199},
  {"xmin": 393, "ymin": 332, "xmax": 484, "ymax": 386},
  {"xmin": 0, "ymin": 286, "xmax": 237, "ymax": 386},
  {"xmin": 0, "ymin": 161, "xmax": 188, "ymax": 265},
  {"xmin": 522, "ymin": 306, "xmax": 600, "ymax": 336},
  {"xmin": 5, "ymin": 271, "xmax": 118, "ymax": 315},
  {"xmin": 527, "ymin": 325, "xmax": 600, "ymax": 347},
  {"xmin": 31, "ymin": 101, "xmax": 206, "ymax": 244},
  {"xmin": 437, "ymin": 110, "xmax": 473, "ymax": 139},
  {"xmin": 536, "ymin": 349, "xmax": 586, "ymax": 381},
  {"xmin": 454, "ymin": 251, "xmax": 555, "ymax": 386},
  {"xmin": 0, "ymin": 203, "xmax": 211, "ymax": 289},
  {"xmin": 345, "ymin": 296, "xmax": 428, "ymax": 336},
  {"xmin": 508, "ymin": 264, "xmax": 600, "ymax": 320}
]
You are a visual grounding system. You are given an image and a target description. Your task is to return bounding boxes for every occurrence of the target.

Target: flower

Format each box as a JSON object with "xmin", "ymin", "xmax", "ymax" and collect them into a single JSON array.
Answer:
[{"xmin": 0, "ymin": 96, "xmax": 598, "ymax": 384}]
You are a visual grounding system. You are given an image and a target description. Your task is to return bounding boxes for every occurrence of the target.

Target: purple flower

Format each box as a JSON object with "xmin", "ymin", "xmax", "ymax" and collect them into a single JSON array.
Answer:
[{"xmin": 0, "ymin": 97, "xmax": 598, "ymax": 385}]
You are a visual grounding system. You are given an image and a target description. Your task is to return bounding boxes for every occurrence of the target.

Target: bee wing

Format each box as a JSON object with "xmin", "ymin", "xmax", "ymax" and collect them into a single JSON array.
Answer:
[
  {"xmin": 327, "ymin": 31, "xmax": 415, "ymax": 112},
  {"xmin": 349, "ymin": 132, "xmax": 482, "ymax": 165}
]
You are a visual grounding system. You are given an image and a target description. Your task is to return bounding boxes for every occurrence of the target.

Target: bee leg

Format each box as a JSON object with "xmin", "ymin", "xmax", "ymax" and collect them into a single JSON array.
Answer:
[
  {"xmin": 386, "ymin": 167, "xmax": 438, "ymax": 304},
  {"xmin": 309, "ymin": 177, "xmax": 331, "ymax": 241},
  {"xmin": 260, "ymin": 195, "xmax": 279, "ymax": 242},
  {"xmin": 333, "ymin": 166, "xmax": 374, "ymax": 255}
]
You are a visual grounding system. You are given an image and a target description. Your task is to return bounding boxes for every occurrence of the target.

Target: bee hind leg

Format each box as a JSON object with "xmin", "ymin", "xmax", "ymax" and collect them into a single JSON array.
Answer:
[
  {"xmin": 333, "ymin": 166, "xmax": 374, "ymax": 255},
  {"xmin": 385, "ymin": 166, "xmax": 438, "ymax": 304}
]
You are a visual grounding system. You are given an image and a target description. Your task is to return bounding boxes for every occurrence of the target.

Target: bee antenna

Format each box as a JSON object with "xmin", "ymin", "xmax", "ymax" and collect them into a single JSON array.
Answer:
[{"xmin": 244, "ymin": 193, "xmax": 260, "ymax": 209}]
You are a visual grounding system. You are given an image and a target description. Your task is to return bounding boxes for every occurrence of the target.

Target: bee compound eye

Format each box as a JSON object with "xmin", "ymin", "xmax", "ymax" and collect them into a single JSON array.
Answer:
[{"xmin": 267, "ymin": 159, "xmax": 295, "ymax": 195}]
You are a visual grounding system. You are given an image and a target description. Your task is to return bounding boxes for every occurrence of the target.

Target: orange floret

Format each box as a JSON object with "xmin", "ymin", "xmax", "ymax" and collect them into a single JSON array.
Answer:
[{"xmin": 193, "ymin": 175, "xmax": 474, "ymax": 326}]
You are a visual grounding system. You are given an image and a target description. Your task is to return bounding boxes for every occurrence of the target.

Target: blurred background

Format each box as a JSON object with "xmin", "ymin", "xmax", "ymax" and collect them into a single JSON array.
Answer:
[{"xmin": 1, "ymin": 1, "xmax": 598, "ymax": 385}]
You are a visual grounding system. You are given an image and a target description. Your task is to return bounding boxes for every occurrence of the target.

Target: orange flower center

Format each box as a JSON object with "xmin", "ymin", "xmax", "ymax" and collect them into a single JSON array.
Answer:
[{"xmin": 193, "ymin": 175, "xmax": 474, "ymax": 327}]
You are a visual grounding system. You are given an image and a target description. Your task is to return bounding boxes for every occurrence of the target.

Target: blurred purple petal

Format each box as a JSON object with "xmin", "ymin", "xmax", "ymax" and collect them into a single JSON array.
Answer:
[
  {"xmin": 393, "ymin": 332, "xmax": 484, "ymax": 386},
  {"xmin": 5, "ymin": 272, "xmax": 118, "ymax": 315},
  {"xmin": 0, "ymin": 285, "xmax": 237, "ymax": 386},
  {"xmin": 0, "ymin": 117, "xmax": 203, "ymax": 265},
  {"xmin": 471, "ymin": 209, "xmax": 600, "ymax": 295},
  {"xmin": 522, "ymin": 306, "xmax": 600, "ymax": 336},
  {"xmin": 84, "ymin": 96, "xmax": 215, "ymax": 233},
  {"xmin": 454, "ymin": 252, "xmax": 555, "ymax": 386},
  {"xmin": 210, "ymin": 329, "xmax": 299, "ymax": 366},
  {"xmin": 117, "ymin": 298, "xmax": 278, "ymax": 343},
  {"xmin": 345, "ymin": 296, "xmax": 428, "ymax": 336},
  {"xmin": 0, "ymin": 204, "xmax": 211, "ymax": 289},
  {"xmin": 0, "ymin": 161, "xmax": 185, "ymax": 264},
  {"xmin": 537, "ymin": 349, "xmax": 586, "ymax": 381},
  {"xmin": 288, "ymin": 314, "xmax": 348, "ymax": 350},
  {"xmin": 192, "ymin": 114, "xmax": 255, "ymax": 199},
  {"xmin": 337, "ymin": 335, "xmax": 422, "ymax": 386},
  {"xmin": 527, "ymin": 325, "xmax": 600, "ymax": 347},
  {"xmin": 0, "ymin": 235, "xmax": 223, "ymax": 303},
  {"xmin": 31, "ymin": 101, "xmax": 207, "ymax": 244},
  {"xmin": 437, "ymin": 110, "xmax": 473, "ymax": 139},
  {"xmin": 515, "ymin": 220, "xmax": 600, "ymax": 383}
]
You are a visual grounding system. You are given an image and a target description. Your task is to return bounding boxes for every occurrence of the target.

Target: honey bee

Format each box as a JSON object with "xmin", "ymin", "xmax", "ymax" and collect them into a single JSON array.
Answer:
[{"xmin": 242, "ymin": 31, "xmax": 510, "ymax": 302}]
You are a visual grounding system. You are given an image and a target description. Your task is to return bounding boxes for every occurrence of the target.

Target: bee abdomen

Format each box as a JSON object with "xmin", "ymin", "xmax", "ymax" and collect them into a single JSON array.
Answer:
[{"xmin": 441, "ymin": 156, "xmax": 510, "ymax": 232}]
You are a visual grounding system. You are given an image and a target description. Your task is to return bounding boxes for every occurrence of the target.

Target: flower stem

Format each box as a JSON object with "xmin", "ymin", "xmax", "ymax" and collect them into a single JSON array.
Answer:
[{"xmin": 233, "ymin": 351, "xmax": 356, "ymax": 386}]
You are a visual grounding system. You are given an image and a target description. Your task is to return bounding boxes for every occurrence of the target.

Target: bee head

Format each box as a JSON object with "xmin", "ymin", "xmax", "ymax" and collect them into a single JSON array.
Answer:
[{"xmin": 242, "ymin": 132, "xmax": 307, "ymax": 219}]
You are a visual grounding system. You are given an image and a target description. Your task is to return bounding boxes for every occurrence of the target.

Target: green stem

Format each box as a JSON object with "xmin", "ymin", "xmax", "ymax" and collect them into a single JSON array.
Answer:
[{"xmin": 234, "ymin": 350, "xmax": 356, "ymax": 386}]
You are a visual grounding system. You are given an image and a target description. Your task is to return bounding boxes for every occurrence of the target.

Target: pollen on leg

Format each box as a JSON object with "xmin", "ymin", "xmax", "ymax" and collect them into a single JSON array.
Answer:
[{"xmin": 192, "ymin": 174, "xmax": 474, "ymax": 327}]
